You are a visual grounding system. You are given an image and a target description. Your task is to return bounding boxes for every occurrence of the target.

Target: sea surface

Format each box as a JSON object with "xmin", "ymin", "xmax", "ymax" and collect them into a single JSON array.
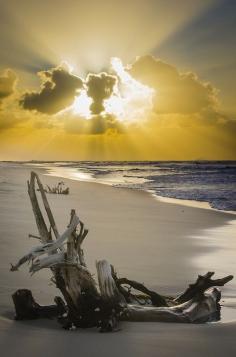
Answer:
[{"xmin": 26, "ymin": 161, "xmax": 236, "ymax": 212}]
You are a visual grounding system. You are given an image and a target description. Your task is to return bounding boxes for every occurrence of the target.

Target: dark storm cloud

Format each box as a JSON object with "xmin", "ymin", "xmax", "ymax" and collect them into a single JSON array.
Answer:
[
  {"xmin": 86, "ymin": 72, "xmax": 117, "ymax": 114},
  {"xmin": 129, "ymin": 55, "xmax": 217, "ymax": 114},
  {"xmin": 20, "ymin": 66, "xmax": 83, "ymax": 114}
]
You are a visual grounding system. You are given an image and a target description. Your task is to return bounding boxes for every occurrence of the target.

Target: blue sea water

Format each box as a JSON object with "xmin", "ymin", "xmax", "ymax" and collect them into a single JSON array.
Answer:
[{"xmin": 42, "ymin": 161, "xmax": 236, "ymax": 212}]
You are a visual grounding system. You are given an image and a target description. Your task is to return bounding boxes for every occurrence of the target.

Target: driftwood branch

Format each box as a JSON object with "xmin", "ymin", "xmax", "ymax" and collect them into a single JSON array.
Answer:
[
  {"xmin": 122, "ymin": 287, "xmax": 221, "ymax": 323},
  {"xmin": 33, "ymin": 172, "xmax": 60, "ymax": 240},
  {"xmin": 175, "ymin": 272, "xmax": 233, "ymax": 304},
  {"xmin": 115, "ymin": 277, "xmax": 167, "ymax": 307},
  {"xmin": 27, "ymin": 173, "xmax": 51, "ymax": 242},
  {"xmin": 10, "ymin": 171, "xmax": 234, "ymax": 332}
]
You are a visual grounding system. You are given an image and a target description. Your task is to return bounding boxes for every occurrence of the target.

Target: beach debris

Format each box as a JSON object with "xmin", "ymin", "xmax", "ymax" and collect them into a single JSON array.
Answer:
[
  {"xmin": 11, "ymin": 172, "xmax": 234, "ymax": 332},
  {"xmin": 37, "ymin": 180, "xmax": 69, "ymax": 195}
]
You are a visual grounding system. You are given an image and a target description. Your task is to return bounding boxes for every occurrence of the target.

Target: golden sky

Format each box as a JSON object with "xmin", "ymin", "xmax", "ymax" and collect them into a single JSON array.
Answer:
[{"xmin": 0, "ymin": 0, "xmax": 235, "ymax": 160}]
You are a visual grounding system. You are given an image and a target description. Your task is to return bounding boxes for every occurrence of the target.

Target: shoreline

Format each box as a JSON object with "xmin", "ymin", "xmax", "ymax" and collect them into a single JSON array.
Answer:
[
  {"xmin": 31, "ymin": 162, "xmax": 236, "ymax": 216},
  {"xmin": 2, "ymin": 161, "xmax": 234, "ymax": 215},
  {"xmin": 151, "ymin": 192, "xmax": 236, "ymax": 215}
]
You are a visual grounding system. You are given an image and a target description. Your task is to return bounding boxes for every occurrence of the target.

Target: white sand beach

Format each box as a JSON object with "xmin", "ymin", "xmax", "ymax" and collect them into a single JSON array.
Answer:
[{"xmin": 0, "ymin": 163, "xmax": 236, "ymax": 356}]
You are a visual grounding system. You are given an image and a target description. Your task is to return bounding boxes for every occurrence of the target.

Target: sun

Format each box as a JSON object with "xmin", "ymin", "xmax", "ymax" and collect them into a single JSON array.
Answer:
[
  {"xmin": 71, "ymin": 89, "xmax": 92, "ymax": 118},
  {"xmin": 59, "ymin": 57, "xmax": 154, "ymax": 122},
  {"xmin": 104, "ymin": 57, "xmax": 154, "ymax": 121}
]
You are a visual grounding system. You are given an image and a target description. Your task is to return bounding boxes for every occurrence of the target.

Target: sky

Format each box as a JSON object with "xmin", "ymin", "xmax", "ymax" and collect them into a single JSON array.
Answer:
[{"xmin": 0, "ymin": 0, "xmax": 235, "ymax": 160}]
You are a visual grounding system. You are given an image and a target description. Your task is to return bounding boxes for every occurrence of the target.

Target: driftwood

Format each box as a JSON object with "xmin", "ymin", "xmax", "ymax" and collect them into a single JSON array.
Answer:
[
  {"xmin": 37, "ymin": 181, "xmax": 69, "ymax": 195},
  {"xmin": 12, "ymin": 289, "xmax": 66, "ymax": 320},
  {"xmin": 46, "ymin": 181, "xmax": 69, "ymax": 195},
  {"xmin": 11, "ymin": 172, "xmax": 233, "ymax": 332}
]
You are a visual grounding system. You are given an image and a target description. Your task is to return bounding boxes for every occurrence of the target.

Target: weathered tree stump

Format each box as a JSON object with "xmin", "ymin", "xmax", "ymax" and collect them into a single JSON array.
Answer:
[
  {"xmin": 12, "ymin": 289, "xmax": 66, "ymax": 320},
  {"xmin": 10, "ymin": 171, "xmax": 233, "ymax": 332}
]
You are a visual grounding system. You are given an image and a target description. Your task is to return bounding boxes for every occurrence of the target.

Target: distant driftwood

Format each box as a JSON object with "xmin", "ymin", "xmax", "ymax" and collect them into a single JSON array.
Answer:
[
  {"xmin": 38, "ymin": 181, "xmax": 69, "ymax": 195},
  {"xmin": 10, "ymin": 172, "xmax": 233, "ymax": 332}
]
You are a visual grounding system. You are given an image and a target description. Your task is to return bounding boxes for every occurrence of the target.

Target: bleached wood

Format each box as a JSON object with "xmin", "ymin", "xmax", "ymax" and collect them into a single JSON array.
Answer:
[
  {"xmin": 30, "ymin": 252, "xmax": 65, "ymax": 273},
  {"xmin": 10, "ymin": 214, "xmax": 79, "ymax": 272},
  {"xmin": 96, "ymin": 260, "xmax": 126, "ymax": 306},
  {"xmin": 27, "ymin": 173, "xmax": 50, "ymax": 242},
  {"xmin": 123, "ymin": 288, "xmax": 221, "ymax": 323},
  {"xmin": 32, "ymin": 172, "xmax": 60, "ymax": 240}
]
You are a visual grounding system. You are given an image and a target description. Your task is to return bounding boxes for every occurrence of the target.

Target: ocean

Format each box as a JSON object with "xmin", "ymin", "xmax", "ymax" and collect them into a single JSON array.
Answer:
[{"xmin": 30, "ymin": 161, "xmax": 236, "ymax": 212}]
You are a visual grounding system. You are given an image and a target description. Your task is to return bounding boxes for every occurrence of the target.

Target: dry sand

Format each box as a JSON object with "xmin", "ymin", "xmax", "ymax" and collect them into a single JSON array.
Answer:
[{"xmin": 0, "ymin": 162, "xmax": 236, "ymax": 356}]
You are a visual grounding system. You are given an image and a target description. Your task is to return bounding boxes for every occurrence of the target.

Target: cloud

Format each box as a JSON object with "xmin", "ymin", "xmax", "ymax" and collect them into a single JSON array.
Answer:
[
  {"xmin": 20, "ymin": 64, "xmax": 83, "ymax": 114},
  {"xmin": 86, "ymin": 72, "xmax": 117, "ymax": 114},
  {"xmin": 0, "ymin": 69, "xmax": 17, "ymax": 106},
  {"xmin": 2, "ymin": 55, "xmax": 234, "ymax": 145},
  {"xmin": 129, "ymin": 55, "xmax": 217, "ymax": 114}
]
